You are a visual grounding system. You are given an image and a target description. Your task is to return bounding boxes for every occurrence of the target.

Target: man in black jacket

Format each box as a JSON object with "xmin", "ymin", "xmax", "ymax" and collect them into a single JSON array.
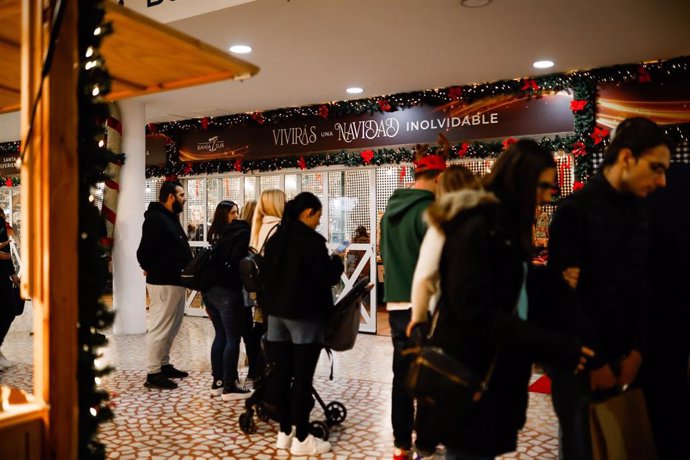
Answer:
[
  {"xmin": 547, "ymin": 118, "xmax": 671, "ymax": 459},
  {"xmin": 137, "ymin": 181, "xmax": 193, "ymax": 390},
  {"xmin": 0, "ymin": 208, "xmax": 19, "ymax": 370}
]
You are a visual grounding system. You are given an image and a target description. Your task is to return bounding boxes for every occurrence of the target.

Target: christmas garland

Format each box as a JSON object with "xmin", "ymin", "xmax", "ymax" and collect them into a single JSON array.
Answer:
[
  {"xmin": 77, "ymin": 1, "xmax": 118, "ymax": 458},
  {"xmin": 0, "ymin": 141, "xmax": 21, "ymax": 187},
  {"xmin": 145, "ymin": 56, "xmax": 690, "ymax": 183}
]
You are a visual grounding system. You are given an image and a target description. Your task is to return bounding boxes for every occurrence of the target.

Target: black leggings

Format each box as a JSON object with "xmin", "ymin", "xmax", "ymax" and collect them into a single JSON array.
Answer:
[{"xmin": 271, "ymin": 342, "xmax": 322, "ymax": 440}]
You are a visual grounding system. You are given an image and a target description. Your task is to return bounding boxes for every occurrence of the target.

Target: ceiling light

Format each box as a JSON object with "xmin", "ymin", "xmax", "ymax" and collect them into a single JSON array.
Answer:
[
  {"xmin": 346, "ymin": 87, "xmax": 364, "ymax": 94},
  {"xmin": 533, "ymin": 60, "xmax": 555, "ymax": 69},
  {"xmin": 459, "ymin": 0, "xmax": 492, "ymax": 7},
  {"xmin": 229, "ymin": 45, "xmax": 252, "ymax": 54}
]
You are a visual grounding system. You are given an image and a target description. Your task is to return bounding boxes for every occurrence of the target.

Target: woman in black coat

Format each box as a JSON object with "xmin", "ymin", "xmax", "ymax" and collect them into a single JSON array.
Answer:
[
  {"xmin": 262, "ymin": 192, "xmax": 343, "ymax": 456},
  {"xmin": 202, "ymin": 200, "xmax": 252, "ymax": 401},
  {"xmin": 431, "ymin": 141, "xmax": 593, "ymax": 459}
]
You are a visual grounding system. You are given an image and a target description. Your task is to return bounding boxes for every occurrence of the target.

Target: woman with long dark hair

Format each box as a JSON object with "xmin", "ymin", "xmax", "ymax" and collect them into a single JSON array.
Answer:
[
  {"xmin": 431, "ymin": 141, "xmax": 594, "ymax": 459},
  {"xmin": 203, "ymin": 200, "xmax": 253, "ymax": 401},
  {"xmin": 261, "ymin": 192, "xmax": 343, "ymax": 456}
]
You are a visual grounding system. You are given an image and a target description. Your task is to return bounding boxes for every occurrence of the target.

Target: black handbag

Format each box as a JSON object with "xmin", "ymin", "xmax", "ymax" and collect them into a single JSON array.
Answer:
[{"xmin": 11, "ymin": 284, "xmax": 25, "ymax": 315}]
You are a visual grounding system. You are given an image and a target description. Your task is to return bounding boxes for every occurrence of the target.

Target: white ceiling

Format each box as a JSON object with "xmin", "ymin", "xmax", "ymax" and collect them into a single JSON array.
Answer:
[{"xmin": 1, "ymin": 0, "xmax": 689, "ymax": 142}]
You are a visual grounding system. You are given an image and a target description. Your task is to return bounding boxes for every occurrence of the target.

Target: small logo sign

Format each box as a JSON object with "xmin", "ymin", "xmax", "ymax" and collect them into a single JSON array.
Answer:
[{"xmin": 197, "ymin": 136, "xmax": 226, "ymax": 153}]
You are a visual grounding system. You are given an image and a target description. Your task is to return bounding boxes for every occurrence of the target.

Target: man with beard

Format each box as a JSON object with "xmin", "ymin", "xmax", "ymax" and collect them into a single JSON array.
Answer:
[{"xmin": 137, "ymin": 181, "xmax": 193, "ymax": 389}]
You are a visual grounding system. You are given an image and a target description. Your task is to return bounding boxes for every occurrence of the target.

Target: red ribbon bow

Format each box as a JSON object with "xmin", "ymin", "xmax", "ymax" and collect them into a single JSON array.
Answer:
[
  {"xmin": 521, "ymin": 79, "xmax": 540, "ymax": 91},
  {"xmin": 165, "ymin": 174, "xmax": 177, "ymax": 182},
  {"xmin": 4, "ymin": 178, "xmax": 12, "ymax": 187},
  {"xmin": 572, "ymin": 141, "xmax": 587, "ymax": 157},
  {"xmin": 377, "ymin": 99, "xmax": 391, "ymax": 112},
  {"xmin": 502, "ymin": 137, "xmax": 518, "ymax": 150},
  {"xmin": 298, "ymin": 156, "xmax": 307, "ymax": 170},
  {"xmin": 146, "ymin": 123, "xmax": 156, "ymax": 134},
  {"xmin": 637, "ymin": 66, "xmax": 652, "ymax": 84},
  {"xmin": 590, "ymin": 127, "xmax": 610, "ymax": 145},
  {"xmin": 251, "ymin": 112, "xmax": 265, "ymax": 125},
  {"xmin": 448, "ymin": 86, "xmax": 463, "ymax": 101},
  {"xmin": 234, "ymin": 159, "xmax": 243, "ymax": 172},
  {"xmin": 360, "ymin": 149, "xmax": 374, "ymax": 165},
  {"xmin": 573, "ymin": 181, "xmax": 585, "ymax": 192},
  {"xmin": 570, "ymin": 100, "xmax": 588, "ymax": 112},
  {"xmin": 183, "ymin": 162, "xmax": 193, "ymax": 174},
  {"xmin": 318, "ymin": 105, "xmax": 329, "ymax": 119},
  {"xmin": 400, "ymin": 166, "xmax": 407, "ymax": 182},
  {"xmin": 201, "ymin": 117, "xmax": 209, "ymax": 131},
  {"xmin": 458, "ymin": 142, "xmax": 470, "ymax": 157}
]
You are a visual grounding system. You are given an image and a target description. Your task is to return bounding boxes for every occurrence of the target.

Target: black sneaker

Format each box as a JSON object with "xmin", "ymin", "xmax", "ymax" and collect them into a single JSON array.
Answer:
[
  {"xmin": 221, "ymin": 380, "xmax": 253, "ymax": 401},
  {"xmin": 210, "ymin": 378, "xmax": 224, "ymax": 397},
  {"xmin": 161, "ymin": 364, "xmax": 189, "ymax": 379},
  {"xmin": 144, "ymin": 372, "xmax": 178, "ymax": 390}
]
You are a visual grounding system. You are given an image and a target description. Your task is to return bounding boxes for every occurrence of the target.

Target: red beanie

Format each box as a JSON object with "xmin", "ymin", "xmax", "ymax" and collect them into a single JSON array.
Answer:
[{"xmin": 414, "ymin": 154, "xmax": 447, "ymax": 174}]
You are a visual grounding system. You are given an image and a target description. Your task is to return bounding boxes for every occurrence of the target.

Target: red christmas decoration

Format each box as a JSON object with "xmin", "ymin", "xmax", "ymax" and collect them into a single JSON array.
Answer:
[
  {"xmin": 4, "ymin": 178, "xmax": 12, "ymax": 187},
  {"xmin": 165, "ymin": 174, "xmax": 177, "ymax": 182},
  {"xmin": 570, "ymin": 100, "xmax": 588, "ymax": 112},
  {"xmin": 298, "ymin": 156, "xmax": 306, "ymax": 170},
  {"xmin": 183, "ymin": 162, "xmax": 193, "ymax": 174},
  {"xmin": 502, "ymin": 137, "xmax": 518, "ymax": 150},
  {"xmin": 448, "ymin": 86, "xmax": 463, "ymax": 101},
  {"xmin": 637, "ymin": 66, "xmax": 652, "ymax": 83},
  {"xmin": 360, "ymin": 149, "xmax": 374, "ymax": 164},
  {"xmin": 400, "ymin": 166, "xmax": 407, "ymax": 182},
  {"xmin": 572, "ymin": 141, "xmax": 587, "ymax": 157},
  {"xmin": 458, "ymin": 143, "xmax": 470, "ymax": 157},
  {"xmin": 377, "ymin": 99, "xmax": 391, "ymax": 112},
  {"xmin": 251, "ymin": 112, "xmax": 265, "ymax": 125},
  {"xmin": 201, "ymin": 117, "xmax": 209, "ymax": 131},
  {"xmin": 318, "ymin": 105, "xmax": 329, "ymax": 119},
  {"xmin": 521, "ymin": 79, "xmax": 539, "ymax": 91},
  {"xmin": 234, "ymin": 158, "xmax": 243, "ymax": 172},
  {"xmin": 146, "ymin": 123, "xmax": 156, "ymax": 134},
  {"xmin": 573, "ymin": 181, "xmax": 585, "ymax": 191},
  {"xmin": 590, "ymin": 126, "xmax": 610, "ymax": 145}
]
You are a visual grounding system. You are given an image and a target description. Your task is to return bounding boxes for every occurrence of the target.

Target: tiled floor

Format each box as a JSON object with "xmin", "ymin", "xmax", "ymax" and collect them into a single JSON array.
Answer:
[{"xmin": 1, "ymin": 302, "xmax": 559, "ymax": 459}]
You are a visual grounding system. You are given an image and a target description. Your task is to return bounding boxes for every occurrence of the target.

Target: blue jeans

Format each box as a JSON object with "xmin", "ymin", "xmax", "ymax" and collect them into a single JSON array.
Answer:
[{"xmin": 203, "ymin": 286, "xmax": 244, "ymax": 385}]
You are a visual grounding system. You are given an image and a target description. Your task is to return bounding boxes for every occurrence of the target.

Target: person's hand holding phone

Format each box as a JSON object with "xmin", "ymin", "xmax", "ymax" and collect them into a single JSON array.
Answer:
[{"xmin": 333, "ymin": 240, "xmax": 350, "ymax": 255}]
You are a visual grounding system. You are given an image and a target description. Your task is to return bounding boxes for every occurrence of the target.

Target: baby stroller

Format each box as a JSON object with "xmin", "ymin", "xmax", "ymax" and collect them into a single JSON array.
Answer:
[{"xmin": 238, "ymin": 278, "xmax": 373, "ymax": 440}]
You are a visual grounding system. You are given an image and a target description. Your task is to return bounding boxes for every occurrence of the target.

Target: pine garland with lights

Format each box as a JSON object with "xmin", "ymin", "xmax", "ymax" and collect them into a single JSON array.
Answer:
[
  {"xmin": 145, "ymin": 56, "xmax": 690, "ymax": 182},
  {"xmin": 77, "ymin": 1, "xmax": 120, "ymax": 458}
]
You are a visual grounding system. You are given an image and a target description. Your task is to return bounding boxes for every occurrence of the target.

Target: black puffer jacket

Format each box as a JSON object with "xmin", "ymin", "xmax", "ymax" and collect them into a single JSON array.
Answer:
[
  {"xmin": 261, "ymin": 220, "xmax": 343, "ymax": 319},
  {"xmin": 210, "ymin": 219, "xmax": 250, "ymax": 290},
  {"xmin": 432, "ymin": 190, "xmax": 582, "ymax": 456},
  {"xmin": 136, "ymin": 202, "xmax": 192, "ymax": 286}
]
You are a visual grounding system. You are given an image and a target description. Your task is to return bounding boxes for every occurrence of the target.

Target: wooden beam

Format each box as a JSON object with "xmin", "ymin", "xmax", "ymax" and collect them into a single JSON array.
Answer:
[
  {"xmin": 21, "ymin": 0, "xmax": 78, "ymax": 459},
  {"xmin": 0, "ymin": 0, "xmax": 20, "ymax": 18}
]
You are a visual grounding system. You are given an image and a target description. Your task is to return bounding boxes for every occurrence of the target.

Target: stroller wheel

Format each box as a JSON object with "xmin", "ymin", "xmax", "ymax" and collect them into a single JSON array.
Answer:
[
  {"xmin": 256, "ymin": 403, "xmax": 270, "ymax": 422},
  {"xmin": 309, "ymin": 420, "xmax": 330, "ymax": 441},
  {"xmin": 239, "ymin": 412, "xmax": 257, "ymax": 434},
  {"xmin": 325, "ymin": 401, "xmax": 347, "ymax": 425}
]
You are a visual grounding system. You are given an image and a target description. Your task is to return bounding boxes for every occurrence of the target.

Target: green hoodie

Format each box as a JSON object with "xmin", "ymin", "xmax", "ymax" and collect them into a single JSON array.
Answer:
[{"xmin": 380, "ymin": 188, "xmax": 435, "ymax": 303}]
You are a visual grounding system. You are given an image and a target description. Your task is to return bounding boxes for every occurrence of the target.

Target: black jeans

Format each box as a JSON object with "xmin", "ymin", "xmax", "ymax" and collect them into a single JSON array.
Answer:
[
  {"xmin": 389, "ymin": 309, "xmax": 438, "ymax": 452},
  {"xmin": 271, "ymin": 341, "xmax": 321, "ymax": 440},
  {"xmin": 240, "ymin": 307, "xmax": 260, "ymax": 379},
  {"xmin": 203, "ymin": 287, "xmax": 244, "ymax": 384}
]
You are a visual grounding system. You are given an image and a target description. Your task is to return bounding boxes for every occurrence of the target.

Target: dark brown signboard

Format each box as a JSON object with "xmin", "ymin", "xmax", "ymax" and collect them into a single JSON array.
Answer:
[
  {"xmin": 145, "ymin": 134, "xmax": 168, "ymax": 167},
  {"xmin": 152, "ymin": 91, "xmax": 575, "ymax": 163},
  {"xmin": 0, "ymin": 151, "xmax": 19, "ymax": 176}
]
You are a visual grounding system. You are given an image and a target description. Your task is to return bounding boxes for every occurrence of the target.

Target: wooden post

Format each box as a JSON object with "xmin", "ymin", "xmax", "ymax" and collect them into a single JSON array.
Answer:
[{"xmin": 21, "ymin": 0, "xmax": 79, "ymax": 459}]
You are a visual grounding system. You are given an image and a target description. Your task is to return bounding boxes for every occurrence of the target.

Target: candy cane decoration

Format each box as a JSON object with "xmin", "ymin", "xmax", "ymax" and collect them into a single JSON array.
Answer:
[{"xmin": 102, "ymin": 103, "xmax": 124, "ymax": 250}]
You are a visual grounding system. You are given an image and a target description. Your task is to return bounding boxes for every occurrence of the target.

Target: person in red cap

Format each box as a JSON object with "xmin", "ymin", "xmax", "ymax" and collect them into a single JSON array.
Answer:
[{"xmin": 380, "ymin": 136, "xmax": 447, "ymax": 460}]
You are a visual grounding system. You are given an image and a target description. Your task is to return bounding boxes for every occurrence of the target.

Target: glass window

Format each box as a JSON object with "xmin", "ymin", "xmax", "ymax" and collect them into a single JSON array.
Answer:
[
  {"xmin": 284, "ymin": 174, "xmax": 300, "ymax": 200},
  {"xmin": 244, "ymin": 176, "xmax": 257, "ymax": 202},
  {"xmin": 186, "ymin": 179, "xmax": 205, "ymax": 242}
]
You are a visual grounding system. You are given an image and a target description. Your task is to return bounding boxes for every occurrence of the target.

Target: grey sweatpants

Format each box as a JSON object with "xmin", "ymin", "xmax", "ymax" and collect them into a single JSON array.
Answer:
[{"xmin": 146, "ymin": 284, "xmax": 186, "ymax": 374}]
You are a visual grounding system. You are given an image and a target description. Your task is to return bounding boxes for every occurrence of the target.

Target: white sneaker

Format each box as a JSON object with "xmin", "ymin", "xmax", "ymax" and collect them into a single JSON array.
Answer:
[
  {"xmin": 275, "ymin": 426, "xmax": 296, "ymax": 449},
  {"xmin": 290, "ymin": 434, "xmax": 331, "ymax": 455},
  {"xmin": 0, "ymin": 352, "xmax": 15, "ymax": 370}
]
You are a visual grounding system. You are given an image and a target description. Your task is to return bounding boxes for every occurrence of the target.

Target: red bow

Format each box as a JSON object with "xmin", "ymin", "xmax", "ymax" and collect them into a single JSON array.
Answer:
[
  {"xmin": 201, "ymin": 117, "xmax": 209, "ymax": 131},
  {"xmin": 590, "ymin": 126, "xmax": 610, "ymax": 145},
  {"xmin": 360, "ymin": 149, "xmax": 374, "ymax": 165},
  {"xmin": 234, "ymin": 159, "xmax": 243, "ymax": 172},
  {"xmin": 400, "ymin": 166, "xmax": 407, "ymax": 182},
  {"xmin": 521, "ymin": 79, "xmax": 539, "ymax": 91},
  {"xmin": 251, "ymin": 112, "xmax": 265, "ymax": 125},
  {"xmin": 165, "ymin": 174, "xmax": 177, "ymax": 181},
  {"xmin": 572, "ymin": 141, "xmax": 587, "ymax": 157},
  {"xmin": 570, "ymin": 100, "xmax": 588, "ymax": 112},
  {"xmin": 183, "ymin": 162, "xmax": 193, "ymax": 174},
  {"xmin": 637, "ymin": 66, "xmax": 652, "ymax": 83},
  {"xmin": 146, "ymin": 123, "xmax": 156, "ymax": 134},
  {"xmin": 377, "ymin": 99, "xmax": 391, "ymax": 112},
  {"xmin": 457, "ymin": 142, "xmax": 470, "ymax": 157},
  {"xmin": 573, "ymin": 181, "xmax": 585, "ymax": 192},
  {"xmin": 448, "ymin": 86, "xmax": 463, "ymax": 101},
  {"xmin": 298, "ymin": 156, "xmax": 307, "ymax": 170},
  {"xmin": 4, "ymin": 178, "xmax": 12, "ymax": 187},
  {"xmin": 502, "ymin": 137, "xmax": 518, "ymax": 150},
  {"xmin": 318, "ymin": 105, "xmax": 329, "ymax": 119}
]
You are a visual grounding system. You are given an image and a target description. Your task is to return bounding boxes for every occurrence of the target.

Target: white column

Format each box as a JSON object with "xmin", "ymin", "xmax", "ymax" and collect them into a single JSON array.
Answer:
[{"xmin": 112, "ymin": 100, "xmax": 147, "ymax": 335}]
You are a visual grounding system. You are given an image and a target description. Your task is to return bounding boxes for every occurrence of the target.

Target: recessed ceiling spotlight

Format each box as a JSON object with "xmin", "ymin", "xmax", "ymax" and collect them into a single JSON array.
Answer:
[
  {"xmin": 229, "ymin": 45, "xmax": 252, "ymax": 54},
  {"xmin": 533, "ymin": 60, "xmax": 555, "ymax": 69},
  {"xmin": 459, "ymin": 0, "xmax": 492, "ymax": 7},
  {"xmin": 346, "ymin": 87, "xmax": 364, "ymax": 94}
]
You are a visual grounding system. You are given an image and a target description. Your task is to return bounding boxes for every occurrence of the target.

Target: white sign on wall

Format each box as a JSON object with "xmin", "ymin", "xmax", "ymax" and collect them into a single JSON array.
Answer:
[{"xmin": 111, "ymin": 0, "xmax": 256, "ymax": 24}]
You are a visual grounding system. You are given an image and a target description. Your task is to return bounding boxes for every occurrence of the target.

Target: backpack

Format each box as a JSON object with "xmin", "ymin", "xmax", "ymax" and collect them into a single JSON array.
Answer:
[
  {"xmin": 239, "ymin": 223, "xmax": 278, "ymax": 294},
  {"xmin": 324, "ymin": 277, "xmax": 372, "ymax": 351},
  {"xmin": 180, "ymin": 245, "xmax": 216, "ymax": 291}
]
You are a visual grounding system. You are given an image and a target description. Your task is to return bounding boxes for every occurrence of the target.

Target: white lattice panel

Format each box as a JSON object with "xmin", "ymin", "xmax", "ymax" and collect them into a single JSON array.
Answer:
[
  {"xmin": 285, "ymin": 174, "xmax": 300, "ymax": 200},
  {"xmin": 244, "ymin": 176, "xmax": 258, "ymax": 202},
  {"xmin": 186, "ymin": 179, "xmax": 206, "ymax": 242},
  {"xmin": 260, "ymin": 175, "xmax": 282, "ymax": 192}
]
